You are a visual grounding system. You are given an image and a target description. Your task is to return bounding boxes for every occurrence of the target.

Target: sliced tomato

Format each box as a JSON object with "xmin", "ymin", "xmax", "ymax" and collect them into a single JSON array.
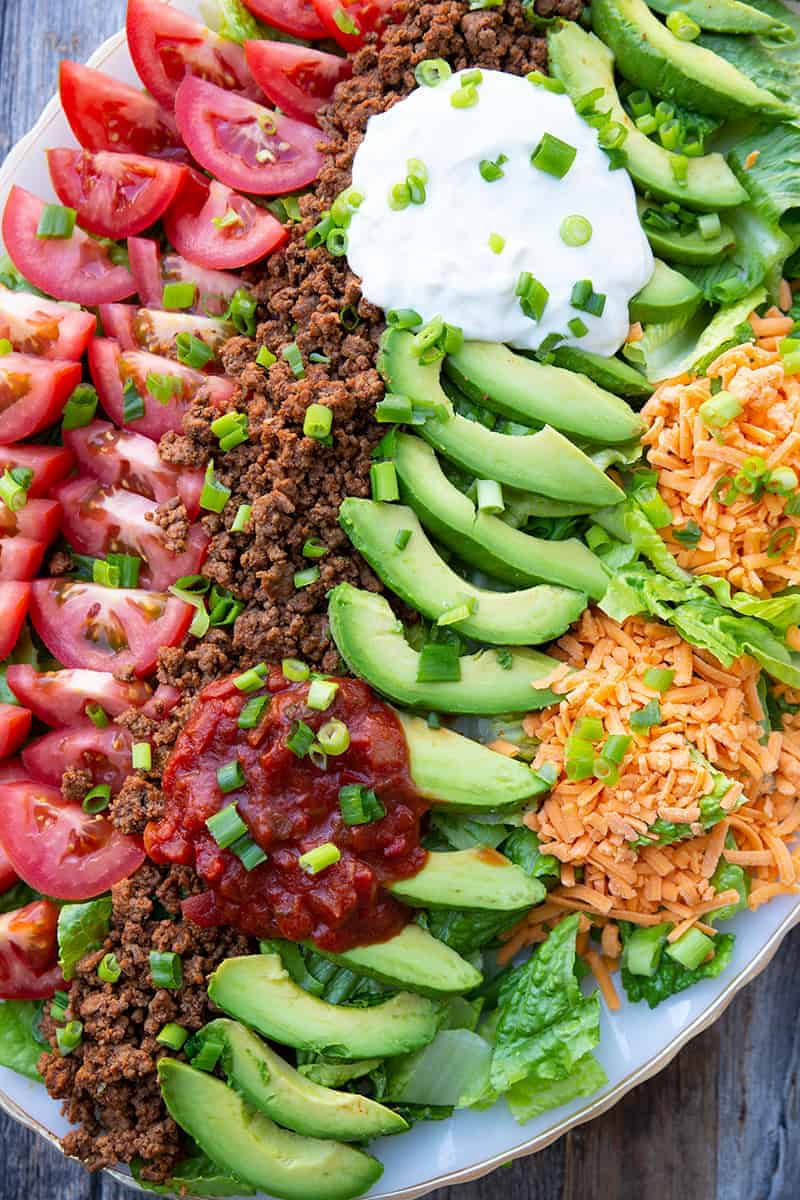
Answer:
[
  {"xmin": 59, "ymin": 61, "xmax": 187, "ymax": 161},
  {"xmin": 0, "ymin": 285, "xmax": 96, "ymax": 361},
  {"xmin": 0, "ymin": 582, "xmax": 30, "ymax": 660},
  {"xmin": 2, "ymin": 188, "xmax": 136, "ymax": 306},
  {"xmin": 163, "ymin": 172, "xmax": 287, "ymax": 270},
  {"xmin": 0, "ymin": 899, "xmax": 65, "ymax": 1000},
  {"xmin": 242, "ymin": 0, "xmax": 327, "ymax": 39},
  {"xmin": 0, "ymin": 845, "xmax": 18, "ymax": 893},
  {"xmin": 0, "ymin": 499, "xmax": 62, "ymax": 545},
  {"xmin": 0, "ymin": 782, "xmax": 144, "ymax": 902},
  {"xmin": 47, "ymin": 149, "xmax": 187, "ymax": 240},
  {"xmin": 30, "ymin": 579, "xmax": 193, "ymax": 677},
  {"xmin": 0, "ymin": 353, "xmax": 81, "ymax": 445},
  {"xmin": 0, "ymin": 538, "xmax": 45, "ymax": 582},
  {"xmin": 175, "ymin": 77, "xmax": 323, "ymax": 196},
  {"xmin": 23, "ymin": 722, "xmax": 134, "ymax": 796},
  {"xmin": 0, "ymin": 704, "xmax": 31, "ymax": 759},
  {"xmin": 311, "ymin": 0, "xmax": 394, "ymax": 49},
  {"xmin": 0, "ymin": 760, "xmax": 29, "ymax": 786},
  {"xmin": 0, "ymin": 445, "xmax": 73, "ymax": 498},
  {"xmin": 6, "ymin": 664, "xmax": 155, "ymax": 726},
  {"xmin": 97, "ymin": 305, "xmax": 231, "ymax": 361},
  {"xmin": 127, "ymin": 0, "xmax": 261, "ymax": 107},
  {"xmin": 244, "ymin": 41, "xmax": 351, "ymax": 124},
  {"xmin": 128, "ymin": 235, "xmax": 243, "ymax": 315},
  {"xmin": 64, "ymin": 420, "xmax": 203, "ymax": 517},
  {"xmin": 53, "ymin": 476, "xmax": 209, "ymax": 590},
  {"xmin": 90, "ymin": 338, "xmax": 236, "ymax": 440}
]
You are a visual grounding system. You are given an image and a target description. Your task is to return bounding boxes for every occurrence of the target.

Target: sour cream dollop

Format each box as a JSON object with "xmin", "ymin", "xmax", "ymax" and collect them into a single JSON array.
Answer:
[{"xmin": 346, "ymin": 69, "xmax": 653, "ymax": 357}]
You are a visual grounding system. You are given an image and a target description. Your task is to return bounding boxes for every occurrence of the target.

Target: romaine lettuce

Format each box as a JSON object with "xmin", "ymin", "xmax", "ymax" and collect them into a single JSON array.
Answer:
[
  {"xmin": 0, "ymin": 999, "xmax": 46, "ymax": 1082},
  {"xmin": 57, "ymin": 897, "xmax": 112, "ymax": 981}
]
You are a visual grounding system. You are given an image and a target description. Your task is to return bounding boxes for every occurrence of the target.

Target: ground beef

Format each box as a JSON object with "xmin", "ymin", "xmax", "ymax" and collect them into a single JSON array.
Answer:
[{"xmin": 110, "ymin": 776, "xmax": 165, "ymax": 837}]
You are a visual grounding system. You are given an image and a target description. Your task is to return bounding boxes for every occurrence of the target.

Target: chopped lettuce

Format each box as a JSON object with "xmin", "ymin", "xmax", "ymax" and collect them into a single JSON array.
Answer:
[
  {"xmin": 729, "ymin": 122, "xmax": 800, "ymax": 227},
  {"xmin": 57, "ymin": 897, "xmax": 112, "ymax": 981},
  {"xmin": 708, "ymin": 854, "xmax": 750, "ymax": 923},
  {"xmin": 132, "ymin": 1150, "xmax": 255, "ymax": 1196},
  {"xmin": 418, "ymin": 907, "xmax": 530, "ymax": 958},
  {"xmin": 699, "ymin": 0, "xmax": 800, "ymax": 106},
  {"xmin": 385, "ymin": 1028, "xmax": 493, "ymax": 1108},
  {"xmin": 429, "ymin": 811, "xmax": 509, "ymax": 850},
  {"xmin": 683, "ymin": 207, "xmax": 792, "ymax": 305},
  {"xmin": 506, "ymin": 1052, "xmax": 608, "ymax": 1123},
  {"xmin": 619, "ymin": 923, "xmax": 735, "ymax": 1008},
  {"xmin": 0, "ymin": 1000, "xmax": 46, "ymax": 1081},
  {"xmin": 261, "ymin": 939, "xmax": 394, "ymax": 1006},
  {"xmin": 502, "ymin": 827, "xmax": 561, "ymax": 885}
]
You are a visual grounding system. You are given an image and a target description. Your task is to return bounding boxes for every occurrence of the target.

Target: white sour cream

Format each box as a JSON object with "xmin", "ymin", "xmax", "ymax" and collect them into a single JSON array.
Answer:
[{"xmin": 346, "ymin": 68, "xmax": 653, "ymax": 357}]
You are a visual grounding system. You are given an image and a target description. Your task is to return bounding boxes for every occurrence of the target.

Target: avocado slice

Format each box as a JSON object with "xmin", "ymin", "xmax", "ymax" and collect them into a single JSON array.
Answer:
[
  {"xmin": 548, "ymin": 23, "xmax": 748, "ymax": 209},
  {"xmin": 637, "ymin": 198, "xmax": 736, "ymax": 266},
  {"xmin": 444, "ymin": 342, "xmax": 644, "ymax": 445},
  {"xmin": 399, "ymin": 711, "xmax": 548, "ymax": 811},
  {"xmin": 387, "ymin": 848, "xmax": 545, "ymax": 910},
  {"xmin": 328, "ymin": 583, "xmax": 564, "ymax": 714},
  {"xmin": 340, "ymin": 498, "xmax": 587, "ymax": 646},
  {"xmin": 158, "ymin": 1060, "xmax": 383, "ymax": 1200},
  {"xmin": 309, "ymin": 922, "xmax": 483, "ymax": 995},
  {"xmin": 391, "ymin": 435, "xmax": 609, "ymax": 598},
  {"xmin": 646, "ymin": 0, "xmax": 794, "ymax": 36},
  {"xmin": 209, "ymin": 953, "xmax": 446, "ymax": 1053},
  {"xmin": 201, "ymin": 1019, "xmax": 408, "ymax": 1141},
  {"xmin": 591, "ymin": 0, "xmax": 795, "ymax": 119},
  {"xmin": 378, "ymin": 331, "xmax": 624, "ymax": 506},
  {"xmin": 549, "ymin": 347, "xmax": 652, "ymax": 399},
  {"xmin": 629, "ymin": 259, "xmax": 704, "ymax": 323}
]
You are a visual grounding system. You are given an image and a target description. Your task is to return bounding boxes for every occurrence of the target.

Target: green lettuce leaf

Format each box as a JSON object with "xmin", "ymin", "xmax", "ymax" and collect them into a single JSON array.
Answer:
[
  {"xmin": 699, "ymin": 0, "xmax": 800, "ymax": 106},
  {"xmin": 502, "ymin": 827, "xmax": 561, "ymax": 884},
  {"xmin": 385, "ymin": 1028, "xmax": 493, "ymax": 1108},
  {"xmin": 0, "ymin": 1000, "xmax": 46, "ymax": 1081},
  {"xmin": 132, "ymin": 1151, "xmax": 255, "ymax": 1197},
  {"xmin": 619, "ymin": 925, "xmax": 735, "ymax": 1008},
  {"xmin": 708, "ymin": 854, "xmax": 750, "ymax": 923},
  {"xmin": 262, "ymin": 939, "xmax": 394, "ymax": 1006},
  {"xmin": 506, "ymin": 1051, "xmax": 607, "ymax": 1123},
  {"xmin": 729, "ymin": 122, "xmax": 800, "ymax": 227},
  {"xmin": 683, "ymin": 207, "xmax": 792, "ymax": 305},
  {"xmin": 57, "ymin": 897, "xmax": 112, "ymax": 981},
  {"xmin": 418, "ymin": 907, "xmax": 530, "ymax": 958}
]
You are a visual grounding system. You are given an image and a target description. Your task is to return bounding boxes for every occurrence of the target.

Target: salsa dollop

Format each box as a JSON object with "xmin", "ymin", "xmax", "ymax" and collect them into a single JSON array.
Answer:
[{"xmin": 146, "ymin": 670, "xmax": 429, "ymax": 951}]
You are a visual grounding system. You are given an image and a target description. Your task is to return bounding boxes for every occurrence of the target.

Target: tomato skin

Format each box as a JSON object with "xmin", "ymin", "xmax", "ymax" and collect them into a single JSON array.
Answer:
[
  {"xmin": 0, "ymin": 582, "xmax": 30, "ymax": 660},
  {"xmin": 59, "ymin": 61, "xmax": 187, "ymax": 161},
  {"xmin": 0, "ymin": 353, "xmax": 81, "ymax": 446},
  {"xmin": 0, "ymin": 899, "xmax": 65, "ymax": 1000},
  {"xmin": 0, "ymin": 537, "xmax": 46, "ymax": 582},
  {"xmin": 2, "ymin": 187, "xmax": 136, "ymax": 306},
  {"xmin": 23, "ymin": 721, "xmax": 134, "ymax": 797},
  {"xmin": 241, "ymin": 0, "xmax": 327, "ymax": 39},
  {"xmin": 244, "ymin": 41, "xmax": 352, "ymax": 124},
  {"xmin": 97, "ymin": 305, "xmax": 231, "ymax": 361},
  {"xmin": 0, "ymin": 845, "xmax": 18, "ymax": 894},
  {"xmin": 47, "ymin": 149, "xmax": 187, "ymax": 240},
  {"xmin": 311, "ymin": 0, "xmax": 395, "ymax": 49},
  {"xmin": 30, "ymin": 579, "xmax": 193, "ymax": 677},
  {"xmin": 128, "ymin": 235, "xmax": 244, "ymax": 315},
  {"xmin": 174, "ymin": 77, "xmax": 324, "ymax": 196},
  {"xmin": 6, "ymin": 664, "xmax": 156, "ymax": 727},
  {"xmin": 0, "ymin": 499, "xmax": 62, "ymax": 545},
  {"xmin": 163, "ymin": 172, "xmax": 287, "ymax": 270},
  {"xmin": 0, "ymin": 445, "xmax": 73, "ymax": 498},
  {"xmin": 0, "ymin": 704, "xmax": 31, "ymax": 759},
  {"xmin": 64, "ymin": 420, "xmax": 203, "ymax": 518},
  {"xmin": 0, "ymin": 285, "xmax": 96, "ymax": 361},
  {"xmin": 127, "ymin": 0, "xmax": 261, "ymax": 107},
  {"xmin": 0, "ymin": 782, "xmax": 145, "ymax": 902},
  {"xmin": 0, "ymin": 760, "xmax": 29, "ymax": 786}
]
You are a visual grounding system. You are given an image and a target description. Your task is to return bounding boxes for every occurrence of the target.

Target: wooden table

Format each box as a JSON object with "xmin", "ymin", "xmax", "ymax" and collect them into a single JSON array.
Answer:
[{"xmin": 1, "ymin": 2, "xmax": 799, "ymax": 1196}]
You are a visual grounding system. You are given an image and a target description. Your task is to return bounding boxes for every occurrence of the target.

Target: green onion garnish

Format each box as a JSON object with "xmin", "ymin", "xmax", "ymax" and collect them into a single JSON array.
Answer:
[
  {"xmin": 568, "ymin": 316, "xmax": 588, "ymax": 337},
  {"xmin": 526, "ymin": 70, "xmax": 565, "ymax": 93},
  {"xmin": 488, "ymin": 233, "xmax": 506, "ymax": 255},
  {"xmin": 565, "ymin": 736, "xmax": 595, "ymax": 781},
  {"xmin": 157, "ymin": 1023, "xmax": 189, "ymax": 1050},
  {"xmin": 294, "ymin": 565, "xmax": 320, "ymax": 589},
  {"xmin": 231, "ymin": 835, "xmax": 267, "ymax": 871},
  {"xmin": 767, "ymin": 525, "xmax": 797, "ymax": 558},
  {"xmin": 122, "ymin": 380, "xmax": 145, "ymax": 423},
  {"xmin": 92, "ymin": 558, "xmax": 120, "ymax": 589},
  {"xmin": 560, "ymin": 215, "xmax": 592, "ymax": 247},
  {"xmin": 515, "ymin": 271, "xmax": 549, "ymax": 322},
  {"xmin": 282, "ymin": 342, "xmax": 305, "ymax": 378},
  {"xmin": 570, "ymin": 279, "xmax": 606, "ymax": 316},
  {"xmin": 437, "ymin": 601, "xmax": 474, "ymax": 626},
  {"xmin": 282, "ymin": 658, "xmax": 309, "ymax": 682},
  {"xmin": 199, "ymin": 460, "xmax": 231, "ymax": 514},
  {"xmin": 673, "ymin": 519, "xmax": 702, "ymax": 547},
  {"xmin": 211, "ymin": 411, "xmax": 249, "ymax": 452},
  {"xmin": 301, "ymin": 538, "xmax": 327, "ymax": 560},
  {"xmin": 256, "ymin": 345, "xmax": 277, "ymax": 369},
  {"xmin": 339, "ymin": 783, "xmax": 386, "ymax": 826},
  {"xmin": 233, "ymin": 663, "xmax": 268, "ymax": 692},
  {"xmin": 530, "ymin": 133, "xmax": 576, "ymax": 179},
  {"xmin": 303, "ymin": 403, "xmax": 333, "ymax": 440},
  {"xmin": 212, "ymin": 208, "xmax": 242, "ymax": 230},
  {"xmin": 575, "ymin": 716, "xmax": 604, "ymax": 743},
  {"xmin": 766, "ymin": 467, "xmax": 798, "ymax": 495},
  {"xmin": 298, "ymin": 842, "xmax": 341, "ymax": 875},
  {"xmin": 62, "ymin": 383, "xmax": 99, "ymax": 431},
  {"xmin": 150, "ymin": 951, "xmax": 183, "ymax": 990},
  {"xmin": 162, "ymin": 281, "xmax": 196, "ymax": 311},
  {"xmin": 98, "ymin": 952, "xmax": 121, "ymax": 983},
  {"xmin": 56, "ymin": 1020, "xmax": 83, "ymax": 1056},
  {"xmin": 238, "ymin": 695, "xmax": 269, "ymax": 730},
  {"xmin": 37, "ymin": 204, "xmax": 76, "ymax": 239},
  {"xmin": 415, "ymin": 58, "xmax": 452, "ymax": 87},
  {"xmin": 450, "ymin": 84, "xmax": 479, "ymax": 109},
  {"xmin": 630, "ymin": 699, "xmax": 662, "ymax": 730},
  {"xmin": 666, "ymin": 10, "xmax": 701, "ymax": 39},
  {"xmin": 670, "ymin": 154, "xmax": 689, "ymax": 186},
  {"xmin": 176, "ymin": 332, "xmax": 213, "ymax": 369},
  {"xmin": 643, "ymin": 667, "xmax": 675, "ymax": 692},
  {"xmin": 86, "ymin": 703, "xmax": 109, "ymax": 729},
  {"xmin": 217, "ymin": 759, "xmax": 245, "ymax": 794},
  {"xmin": 231, "ymin": 504, "xmax": 252, "ymax": 532},
  {"xmin": 189, "ymin": 1038, "xmax": 223, "ymax": 1072},
  {"xmin": 286, "ymin": 719, "xmax": 315, "ymax": 757},
  {"xmin": 0, "ymin": 467, "xmax": 28, "ymax": 512},
  {"xmin": 416, "ymin": 641, "xmax": 460, "ymax": 683},
  {"xmin": 132, "ymin": 742, "xmax": 152, "ymax": 771},
  {"xmin": 387, "ymin": 309, "xmax": 422, "ymax": 330},
  {"xmin": 317, "ymin": 719, "xmax": 350, "ymax": 756},
  {"xmin": 636, "ymin": 113, "xmax": 658, "ymax": 135},
  {"xmin": 307, "ymin": 679, "xmax": 338, "ymax": 711},
  {"xmin": 82, "ymin": 784, "xmax": 112, "ymax": 814},
  {"xmin": 206, "ymin": 803, "xmax": 248, "ymax": 848},
  {"xmin": 593, "ymin": 756, "xmax": 620, "ymax": 786},
  {"xmin": 226, "ymin": 288, "xmax": 258, "ymax": 337},
  {"xmin": 395, "ymin": 528, "xmax": 412, "ymax": 549},
  {"xmin": 376, "ymin": 393, "xmax": 413, "ymax": 423},
  {"xmin": 479, "ymin": 153, "xmax": 508, "ymax": 182},
  {"xmin": 332, "ymin": 6, "xmax": 359, "ymax": 34},
  {"xmin": 146, "ymin": 373, "xmax": 183, "ymax": 406},
  {"xmin": 370, "ymin": 460, "xmax": 399, "ymax": 502},
  {"xmin": 326, "ymin": 228, "xmax": 348, "ymax": 257},
  {"xmin": 698, "ymin": 390, "xmax": 741, "ymax": 432},
  {"xmin": 476, "ymin": 478, "xmax": 504, "ymax": 514},
  {"xmin": 601, "ymin": 734, "xmax": 631, "ymax": 764}
]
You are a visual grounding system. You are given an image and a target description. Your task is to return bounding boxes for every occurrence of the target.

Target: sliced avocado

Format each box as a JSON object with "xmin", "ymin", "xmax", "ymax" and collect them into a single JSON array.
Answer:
[
  {"xmin": 209, "ymin": 954, "xmax": 445, "ymax": 1053},
  {"xmin": 629, "ymin": 258, "xmax": 704, "ymax": 323},
  {"xmin": 202, "ymin": 1019, "xmax": 408, "ymax": 1141},
  {"xmin": 646, "ymin": 0, "xmax": 795, "ymax": 36},
  {"xmin": 387, "ymin": 848, "xmax": 545, "ymax": 910},
  {"xmin": 591, "ymin": 0, "xmax": 795, "ymax": 119},
  {"xmin": 328, "ymin": 583, "xmax": 564, "ymax": 714},
  {"xmin": 378, "ymin": 330, "xmax": 624, "ymax": 506},
  {"xmin": 549, "ymin": 347, "xmax": 652, "ymax": 399},
  {"xmin": 548, "ymin": 23, "xmax": 748, "ymax": 209},
  {"xmin": 310, "ymin": 922, "xmax": 482, "ymax": 996},
  {"xmin": 444, "ymin": 341, "xmax": 643, "ymax": 445},
  {"xmin": 340, "ymin": 498, "xmax": 586, "ymax": 646},
  {"xmin": 399, "ymin": 711, "xmax": 548, "ymax": 810},
  {"xmin": 637, "ymin": 198, "xmax": 736, "ymax": 265},
  {"xmin": 158, "ymin": 1061, "xmax": 383, "ymax": 1200}
]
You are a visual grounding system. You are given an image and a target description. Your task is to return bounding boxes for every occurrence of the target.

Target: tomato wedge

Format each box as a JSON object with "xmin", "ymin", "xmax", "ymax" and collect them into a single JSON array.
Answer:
[
  {"xmin": 128, "ymin": 235, "xmax": 244, "ymax": 315},
  {"xmin": 0, "ymin": 846, "xmax": 18, "ymax": 894},
  {"xmin": 0, "ymin": 582, "xmax": 30, "ymax": 661},
  {"xmin": 53, "ymin": 476, "xmax": 209, "ymax": 590},
  {"xmin": 0, "ymin": 538, "xmax": 46, "ymax": 582},
  {"xmin": 0, "ymin": 900, "xmax": 65, "ymax": 1000},
  {"xmin": 175, "ymin": 77, "xmax": 323, "ymax": 195},
  {"xmin": 2, "ymin": 187, "xmax": 136, "ymax": 306},
  {"xmin": 163, "ymin": 172, "xmax": 287, "ymax": 270},
  {"xmin": 0, "ymin": 782, "xmax": 145, "ymax": 902},
  {"xmin": 244, "ymin": 41, "xmax": 351, "ymax": 124},
  {"xmin": 23, "ymin": 722, "xmax": 134, "ymax": 797},
  {"xmin": 98, "ymin": 305, "xmax": 231, "ymax": 361},
  {"xmin": 0, "ymin": 704, "xmax": 31, "ymax": 759},
  {"xmin": 311, "ymin": 0, "xmax": 395, "ymax": 50},
  {"xmin": 47, "ymin": 149, "xmax": 187, "ymax": 240},
  {"xmin": 59, "ymin": 61, "xmax": 187, "ymax": 161},
  {"xmin": 0, "ymin": 352, "xmax": 81, "ymax": 445},
  {"xmin": 127, "ymin": 0, "xmax": 261, "ymax": 107},
  {"xmin": 64, "ymin": 420, "xmax": 204, "ymax": 518},
  {"xmin": 0, "ymin": 284, "xmax": 96, "ymax": 361},
  {"xmin": 242, "ymin": 0, "xmax": 327, "ymax": 39},
  {"xmin": 6, "ymin": 665, "xmax": 156, "ymax": 726},
  {"xmin": 0, "ymin": 499, "xmax": 62, "ymax": 545},
  {"xmin": 89, "ymin": 338, "xmax": 236, "ymax": 441},
  {"xmin": 0, "ymin": 445, "xmax": 73, "ymax": 497},
  {"xmin": 30, "ymin": 579, "xmax": 193, "ymax": 677}
]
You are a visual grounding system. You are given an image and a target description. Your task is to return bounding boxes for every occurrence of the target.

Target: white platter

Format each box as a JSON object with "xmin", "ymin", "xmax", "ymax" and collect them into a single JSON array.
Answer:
[{"xmin": 1, "ymin": 4, "xmax": 800, "ymax": 1197}]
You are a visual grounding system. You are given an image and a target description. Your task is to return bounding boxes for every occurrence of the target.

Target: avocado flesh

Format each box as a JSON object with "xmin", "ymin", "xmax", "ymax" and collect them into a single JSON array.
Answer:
[
  {"xmin": 328, "ymin": 583, "xmax": 564, "ymax": 714},
  {"xmin": 444, "ymin": 341, "xmax": 644, "ymax": 445},
  {"xmin": 399, "ymin": 711, "xmax": 547, "ymax": 810},
  {"xmin": 392, "ymin": 435, "xmax": 609, "ymax": 599},
  {"xmin": 309, "ymin": 922, "xmax": 483, "ymax": 996},
  {"xmin": 378, "ymin": 330, "xmax": 624, "ymax": 506},
  {"xmin": 387, "ymin": 848, "xmax": 546, "ymax": 910},
  {"xmin": 202, "ymin": 1019, "xmax": 408, "ymax": 1141},
  {"xmin": 636, "ymin": 198, "xmax": 736, "ymax": 265},
  {"xmin": 548, "ymin": 23, "xmax": 749, "ymax": 209},
  {"xmin": 209, "ymin": 954, "xmax": 445, "ymax": 1053},
  {"xmin": 591, "ymin": 0, "xmax": 795, "ymax": 119},
  {"xmin": 549, "ymin": 346, "xmax": 652, "ymax": 399},
  {"xmin": 339, "ymin": 498, "xmax": 587, "ymax": 646},
  {"xmin": 629, "ymin": 259, "xmax": 704, "ymax": 323},
  {"xmin": 158, "ymin": 1060, "xmax": 383, "ymax": 1200},
  {"xmin": 646, "ymin": 0, "xmax": 793, "ymax": 35}
]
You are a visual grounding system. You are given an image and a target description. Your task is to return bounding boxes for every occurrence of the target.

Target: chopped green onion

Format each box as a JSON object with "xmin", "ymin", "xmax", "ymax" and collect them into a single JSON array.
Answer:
[
  {"xmin": 674, "ymin": 519, "xmax": 702, "ymax": 547},
  {"xmin": 206, "ymin": 803, "xmax": 248, "ymax": 848},
  {"xmin": 256, "ymin": 345, "xmax": 277, "ymax": 369},
  {"xmin": 122, "ymin": 380, "xmax": 145, "ymax": 423},
  {"xmin": 332, "ymin": 6, "xmax": 360, "ymax": 34},
  {"xmin": 601, "ymin": 734, "xmax": 632, "ymax": 764},
  {"xmin": 287, "ymin": 720, "xmax": 315, "ymax": 757},
  {"xmin": 282, "ymin": 658, "xmax": 309, "ymax": 682},
  {"xmin": 146, "ymin": 373, "xmax": 183, "ymax": 406},
  {"xmin": 654, "ymin": 101, "xmax": 675, "ymax": 126},
  {"xmin": 593, "ymin": 756, "xmax": 619, "ymax": 786},
  {"xmin": 416, "ymin": 641, "xmax": 460, "ymax": 683},
  {"xmin": 628, "ymin": 89, "xmax": 653, "ymax": 117},
  {"xmin": 568, "ymin": 316, "xmax": 588, "ymax": 337},
  {"xmin": 226, "ymin": 288, "xmax": 258, "ymax": 337},
  {"xmin": 479, "ymin": 154, "xmax": 508, "ymax": 182},
  {"xmin": 157, "ymin": 1023, "xmax": 189, "ymax": 1050},
  {"xmin": 565, "ymin": 736, "xmax": 595, "ymax": 781},
  {"xmin": 56, "ymin": 1020, "xmax": 83, "ymax": 1056},
  {"xmin": 98, "ymin": 952, "xmax": 121, "ymax": 983},
  {"xmin": 188, "ymin": 1038, "xmax": 223, "ymax": 1072},
  {"xmin": 176, "ymin": 332, "xmax": 213, "ymax": 369},
  {"xmin": 635, "ymin": 113, "xmax": 658, "ymax": 136},
  {"xmin": 698, "ymin": 390, "xmax": 741, "ymax": 432},
  {"xmin": 82, "ymin": 784, "xmax": 111, "ymax": 814},
  {"xmin": 302, "ymin": 538, "xmax": 328, "ymax": 559},
  {"xmin": 318, "ymin": 719, "xmax": 350, "ymax": 756},
  {"xmin": 476, "ymin": 478, "xmax": 504, "ymax": 514},
  {"xmin": 331, "ymin": 187, "xmax": 364, "ymax": 227},
  {"xmin": 37, "ymin": 204, "xmax": 76, "ymax": 239},
  {"xmin": 658, "ymin": 119, "xmax": 681, "ymax": 152},
  {"xmin": 388, "ymin": 182, "xmax": 412, "ymax": 211},
  {"xmin": 697, "ymin": 212, "xmax": 722, "ymax": 242},
  {"xmin": 666, "ymin": 9, "xmax": 701, "ymax": 39},
  {"xmin": 92, "ymin": 558, "xmax": 120, "ymax": 588},
  {"xmin": 238, "ymin": 695, "xmax": 269, "ymax": 729},
  {"xmin": 575, "ymin": 87, "xmax": 604, "ymax": 114},
  {"xmin": 570, "ymin": 279, "xmax": 606, "ymax": 316},
  {"xmin": 515, "ymin": 271, "xmax": 549, "ymax": 322},
  {"xmin": 488, "ymin": 233, "xmax": 505, "ymax": 255},
  {"xmin": 169, "ymin": 583, "xmax": 209, "ymax": 638},
  {"xmin": 233, "ymin": 663, "xmax": 268, "ymax": 692},
  {"xmin": 231, "ymin": 503, "xmax": 252, "ymax": 532},
  {"xmin": 527, "ymin": 70, "xmax": 565, "ymax": 93},
  {"xmin": 149, "ymin": 951, "xmax": 183, "ymax": 990},
  {"xmin": 624, "ymin": 924, "xmax": 670, "ymax": 976},
  {"xmin": 560, "ymin": 215, "xmax": 592, "ymax": 247},
  {"xmin": 211, "ymin": 411, "xmax": 249, "ymax": 453},
  {"xmin": 532, "ymin": 760, "xmax": 558, "ymax": 786},
  {"xmin": 395, "ymin": 528, "xmax": 412, "ymax": 550},
  {"xmin": 665, "ymin": 927, "xmax": 713, "ymax": 970},
  {"xmin": 307, "ymin": 678, "xmax": 338, "ymax": 711},
  {"xmin": 437, "ymin": 599, "xmax": 475, "ymax": 626},
  {"xmin": 62, "ymin": 383, "xmax": 99, "ymax": 431},
  {"xmin": 630, "ymin": 699, "xmax": 662, "ymax": 730},
  {"xmin": 211, "ymin": 207, "xmax": 242, "ymax": 230},
  {"xmin": 712, "ymin": 475, "xmax": 739, "ymax": 506},
  {"xmin": 643, "ymin": 667, "xmax": 675, "ymax": 692},
  {"xmin": 339, "ymin": 784, "xmax": 386, "ymax": 826},
  {"xmin": 414, "ymin": 58, "xmax": 452, "ymax": 87},
  {"xmin": 0, "ymin": 467, "xmax": 28, "ymax": 512},
  {"xmin": 308, "ymin": 744, "xmax": 327, "ymax": 771},
  {"xmin": 303, "ymin": 403, "xmax": 333, "ymax": 440},
  {"xmin": 282, "ymin": 342, "xmax": 305, "ymax": 378},
  {"xmin": 387, "ymin": 309, "xmax": 422, "ymax": 330},
  {"xmin": 326, "ymin": 227, "xmax": 348, "ymax": 257},
  {"xmin": 575, "ymin": 716, "xmax": 604, "ymax": 743},
  {"xmin": 461, "ymin": 69, "xmax": 483, "ymax": 86},
  {"xmin": 294, "ymin": 565, "xmax": 320, "ymax": 589},
  {"xmin": 450, "ymin": 84, "xmax": 479, "ymax": 109},
  {"xmin": 370, "ymin": 460, "xmax": 399, "ymax": 502},
  {"xmin": 670, "ymin": 154, "xmax": 689, "ymax": 186},
  {"xmin": 231, "ymin": 835, "xmax": 267, "ymax": 871},
  {"xmin": 132, "ymin": 742, "xmax": 152, "ymax": 771},
  {"xmin": 85, "ymin": 703, "xmax": 109, "ymax": 729},
  {"xmin": 767, "ymin": 525, "xmax": 797, "ymax": 557},
  {"xmin": 766, "ymin": 467, "xmax": 798, "ymax": 495},
  {"xmin": 299, "ymin": 842, "xmax": 341, "ymax": 875},
  {"xmin": 376, "ymin": 393, "xmax": 413, "ymax": 423},
  {"xmin": 309, "ymin": 352, "xmax": 331, "ymax": 364},
  {"xmin": 530, "ymin": 133, "xmax": 576, "ymax": 179},
  {"xmin": 199, "ymin": 461, "xmax": 231, "ymax": 513},
  {"xmin": 217, "ymin": 759, "xmax": 245, "ymax": 794},
  {"xmin": 162, "ymin": 281, "xmax": 196, "ymax": 311}
]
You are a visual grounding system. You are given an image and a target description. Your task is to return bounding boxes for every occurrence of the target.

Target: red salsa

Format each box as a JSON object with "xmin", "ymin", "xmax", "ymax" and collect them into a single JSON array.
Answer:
[{"xmin": 146, "ymin": 671, "xmax": 429, "ymax": 951}]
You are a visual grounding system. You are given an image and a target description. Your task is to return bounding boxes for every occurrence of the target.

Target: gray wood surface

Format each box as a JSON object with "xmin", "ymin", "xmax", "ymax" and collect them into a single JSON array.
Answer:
[{"xmin": 0, "ymin": 2, "xmax": 799, "ymax": 1197}]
